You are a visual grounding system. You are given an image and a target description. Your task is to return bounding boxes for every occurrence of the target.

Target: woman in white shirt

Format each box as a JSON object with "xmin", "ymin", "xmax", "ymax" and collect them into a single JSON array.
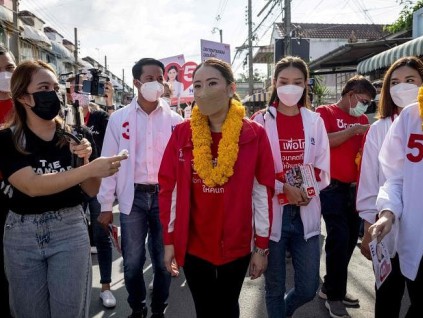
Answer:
[
  {"xmin": 357, "ymin": 56, "xmax": 423, "ymax": 318},
  {"xmin": 372, "ymin": 90, "xmax": 423, "ymax": 317}
]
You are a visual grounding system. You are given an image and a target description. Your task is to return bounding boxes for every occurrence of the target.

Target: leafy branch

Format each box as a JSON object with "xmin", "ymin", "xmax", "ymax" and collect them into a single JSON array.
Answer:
[{"xmin": 385, "ymin": 0, "xmax": 423, "ymax": 33}]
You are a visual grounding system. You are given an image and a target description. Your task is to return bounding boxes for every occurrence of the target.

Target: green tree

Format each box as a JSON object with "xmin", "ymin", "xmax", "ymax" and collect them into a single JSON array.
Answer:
[
  {"xmin": 312, "ymin": 76, "xmax": 331, "ymax": 106},
  {"xmin": 385, "ymin": 0, "xmax": 423, "ymax": 33},
  {"xmin": 236, "ymin": 68, "xmax": 266, "ymax": 82}
]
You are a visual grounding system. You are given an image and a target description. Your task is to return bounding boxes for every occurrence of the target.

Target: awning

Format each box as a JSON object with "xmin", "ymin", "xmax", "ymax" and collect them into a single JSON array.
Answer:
[
  {"xmin": 21, "ymin": 25, "xmax": 51, "ymax": 46},
  {"xmin": 242, "ymin": 91, "xmax": 268, "ymax": 104},
  {"xmin": 309, "ymin": 39, "xmax": 409, "ymax": 74},
  {"xmin": 0, "ymin": 5, "xmax": 12, "ymax": 23},
  {"xmin": 110, "ymin": 78, "xmax": 123, "ymax": 90},
  {"xmin": 253, "ymin": 45, "xmax": 274, "ymax": 64},
  {"xmin": 357, "ymin": 36, "xmax": 423, "ymax": 74},
  {"xmin": 51, "ymin": 41, "xmax": 73, "ymax": 60},
  {"xmin": 78, "ymin": 58, "xmax": 94, "ymax": 69}
]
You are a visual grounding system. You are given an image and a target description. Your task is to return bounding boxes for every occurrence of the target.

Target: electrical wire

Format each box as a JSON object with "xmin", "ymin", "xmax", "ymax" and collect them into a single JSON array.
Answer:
[{"xmin": 23, "ymin": 0, "xmax": 74, "ymax": 40}]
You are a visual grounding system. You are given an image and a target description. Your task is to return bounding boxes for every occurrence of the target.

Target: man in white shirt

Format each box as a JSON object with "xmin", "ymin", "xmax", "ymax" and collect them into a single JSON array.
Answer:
[{"xmin": 97, "ymin": 58, "xmax": 183, "ymax": 318}]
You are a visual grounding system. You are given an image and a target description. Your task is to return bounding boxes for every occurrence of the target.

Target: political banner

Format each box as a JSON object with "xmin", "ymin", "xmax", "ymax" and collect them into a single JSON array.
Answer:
[
  {"xmin": 160, "ymin": 54, "xmax": 196, "ymax": 107},
  {"xmin": 200, "ymin": 39, "xmax": 231, "ymax": 64}
]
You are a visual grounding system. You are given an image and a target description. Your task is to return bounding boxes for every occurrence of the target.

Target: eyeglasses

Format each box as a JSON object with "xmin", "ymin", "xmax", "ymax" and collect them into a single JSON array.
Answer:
[{"xmin": 355, "ymin": 95, "xmax": 370, "ymax": 106}]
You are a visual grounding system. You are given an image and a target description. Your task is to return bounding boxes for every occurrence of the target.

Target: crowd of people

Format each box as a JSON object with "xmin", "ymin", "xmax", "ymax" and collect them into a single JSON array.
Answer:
[{"xmin": 0, "ymin": 42, "xmax": 422, "ymax": 318}]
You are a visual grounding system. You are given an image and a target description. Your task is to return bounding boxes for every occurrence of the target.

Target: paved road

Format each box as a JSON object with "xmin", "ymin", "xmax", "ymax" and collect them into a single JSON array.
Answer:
[{"xmin": 89, "ymin": 208, "xmax": 410, "ymax": 318}]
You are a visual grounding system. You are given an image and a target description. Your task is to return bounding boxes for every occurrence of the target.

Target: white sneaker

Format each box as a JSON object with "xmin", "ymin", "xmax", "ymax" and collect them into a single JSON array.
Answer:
[
  {"xmin": 99, "ymin": 290, "xmax": 116, "ymax": 308},
  {"xmin": 149, "ymin": 274, "xmax": 154, "ymax": 290}
]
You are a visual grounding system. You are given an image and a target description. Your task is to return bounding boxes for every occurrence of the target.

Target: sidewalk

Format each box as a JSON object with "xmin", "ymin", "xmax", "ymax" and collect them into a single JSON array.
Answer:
[{"xmin": 89, "ymin": 207, "xmax": 410, "ymax": 318}]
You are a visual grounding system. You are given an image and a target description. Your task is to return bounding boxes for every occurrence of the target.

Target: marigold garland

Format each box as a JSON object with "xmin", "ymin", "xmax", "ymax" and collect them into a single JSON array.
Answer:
[
  {"xmin": 418, "ymin": 86, "xmax": 423, "ymax": 131},
  {"xmin": 191, "ymin": 99, "xmax": 245, "ymax": 187}
]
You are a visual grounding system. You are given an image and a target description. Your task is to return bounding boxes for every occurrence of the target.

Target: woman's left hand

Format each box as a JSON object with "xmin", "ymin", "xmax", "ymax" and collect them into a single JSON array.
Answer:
[
  {"xmin": 284, "ymin": 184, "xmax": 311, "ymax": 206},
  {"xmin": 369, "ymin": 210, "xmax": 395, "ymax": 242},
  {"xmin": 70, "ymin": 138, "xmax": 92, "ymax": 165},
  {"xmin": 249, "ymin": 253, "xmax": 268, "ymax": 280}
]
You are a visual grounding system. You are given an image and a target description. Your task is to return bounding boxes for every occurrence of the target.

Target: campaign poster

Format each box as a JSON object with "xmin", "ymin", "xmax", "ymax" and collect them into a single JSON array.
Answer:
[
  {"xmin": 200, "ymin": 39, "xmax": 231, "ymax": 64},
  {"xmin": 160, "ymin": 55, "xmax": 196, "ymax": 108},
  {"xmin": 369, "ymin": 239, "xmax": 392, "ymax": 289}
]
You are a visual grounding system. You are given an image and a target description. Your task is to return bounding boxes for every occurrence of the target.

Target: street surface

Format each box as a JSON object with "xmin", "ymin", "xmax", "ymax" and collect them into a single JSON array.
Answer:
[{"xmin": 90, "ymin": 207, "xmax": 410, "ymax": 318}]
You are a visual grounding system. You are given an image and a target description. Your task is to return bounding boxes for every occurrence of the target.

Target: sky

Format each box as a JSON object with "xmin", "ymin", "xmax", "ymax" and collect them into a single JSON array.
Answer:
[{"xmin": 20, "ymin": 0, "xmax": 406, "ymax": 86}]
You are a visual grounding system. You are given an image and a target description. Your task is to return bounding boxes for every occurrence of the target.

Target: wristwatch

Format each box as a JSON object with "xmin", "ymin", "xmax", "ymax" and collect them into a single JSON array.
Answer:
[{"xmin": 254, "ymin": 247, "xmax": 269, "ymax": 256}]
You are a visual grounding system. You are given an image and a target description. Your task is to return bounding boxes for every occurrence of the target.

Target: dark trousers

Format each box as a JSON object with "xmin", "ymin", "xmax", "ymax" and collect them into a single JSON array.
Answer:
[
  {"xmin": 375, "ymin": 254, "xmax": 406, "ymax": 318},
  {"xmin": 320, "ymin": 180, "xmax": 360, "ymax": 300},
  {"xmin": 405, "ymin": 257, "xmax": 423, "ymax": 318},
  {"xmin": 183, "ymin": 253, "xmax": 251, "ymax": 318},
  {"xmin": 0, "ymin": 204, "xmax": 12, "ymax": 318}
]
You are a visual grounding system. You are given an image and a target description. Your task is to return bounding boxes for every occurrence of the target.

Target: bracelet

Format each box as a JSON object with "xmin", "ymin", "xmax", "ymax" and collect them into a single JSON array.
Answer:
[{"xmin": 254, "ymin": 247, "xmax": 269, "ymax": 256}]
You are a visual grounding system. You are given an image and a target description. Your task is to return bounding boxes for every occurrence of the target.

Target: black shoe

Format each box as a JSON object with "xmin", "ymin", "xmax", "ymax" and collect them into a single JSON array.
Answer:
[
  {"xmin": 128, "ymin": 307, "xmax": 148, "ymax": 318},
  {"xmin": 319, "ymin": 287, "xmax": 359, "ymax": 307}
]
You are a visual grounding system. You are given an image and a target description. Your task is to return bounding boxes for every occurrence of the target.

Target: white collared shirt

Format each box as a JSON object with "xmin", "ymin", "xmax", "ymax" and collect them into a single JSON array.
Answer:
[
  {"xmin": 98, "ymin": 97, "xmax": 183, "ymax": 214},
  {"xmin": 134, "ymin": 102, "xmax": 172, "ymax": 184}
]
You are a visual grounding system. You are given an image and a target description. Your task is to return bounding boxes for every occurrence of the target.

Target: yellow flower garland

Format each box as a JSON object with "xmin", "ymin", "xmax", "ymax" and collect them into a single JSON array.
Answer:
[
  {"xmin": 191, "ymin": 99, "xmax": 245, "ymax": 187},
  {"xmin": 418, "ymin": 86, "xmax": 423, "ymax": 131}
]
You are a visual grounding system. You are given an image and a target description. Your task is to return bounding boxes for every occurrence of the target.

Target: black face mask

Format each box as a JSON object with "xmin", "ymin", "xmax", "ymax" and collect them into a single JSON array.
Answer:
[{"xmin": 31, "ymin": 91, "xmax": 61, "ymax": 120}]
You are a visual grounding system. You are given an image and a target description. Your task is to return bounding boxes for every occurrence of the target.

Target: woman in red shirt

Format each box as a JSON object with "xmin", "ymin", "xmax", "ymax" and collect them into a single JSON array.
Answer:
[{"xmin": 159, "ymin": 58, "xmax": 275, "ymax": 318}]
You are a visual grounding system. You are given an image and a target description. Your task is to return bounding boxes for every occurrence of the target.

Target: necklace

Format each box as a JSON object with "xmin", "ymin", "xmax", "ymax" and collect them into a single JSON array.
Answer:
[{"xmin": 191, "ymin": 99, "xmax": 245, "ymax": 187}]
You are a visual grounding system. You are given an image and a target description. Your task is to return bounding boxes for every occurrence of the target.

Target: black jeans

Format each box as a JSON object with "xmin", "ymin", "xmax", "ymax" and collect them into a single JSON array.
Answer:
[
  {"xmin": 375, "ymin": 254, "xmax": 406, "ymax": 318},
  {"xmin": 320, "ymin": 180, "xmax": 360, "ymax": 300},
  {"xmin": 183, "ymin": 253, "xmax": 251, "ymax": 318},
  {"xmin": 405, "ymin": 257, "xmax": 423, "ymax": 318}
]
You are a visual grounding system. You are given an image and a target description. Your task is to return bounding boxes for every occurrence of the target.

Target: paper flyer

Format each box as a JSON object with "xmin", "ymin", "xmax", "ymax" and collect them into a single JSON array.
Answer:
[
  {"xmin": 108, "ymin": 224, "xmax": 122, "ymax": 254},
  {"xmin": 369, "ymin": 238, "xmax": 392, "ymax": 289},
  {"xmin": 276, "ymin": 164, "xmax": 319, "ymax": 205}
]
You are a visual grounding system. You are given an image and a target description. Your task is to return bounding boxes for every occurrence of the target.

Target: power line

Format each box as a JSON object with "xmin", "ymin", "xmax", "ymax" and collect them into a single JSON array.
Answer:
[
  {"xmin": 232, "ymin": 0, "xmax": 280, "ymax": 64},
  {"xmin": 232, "ymin": 6, "xmax": 283, "ymax": 74},
  {"xmin": 24, "ymin": 0, "xmax": 74, "ymax": 40}
]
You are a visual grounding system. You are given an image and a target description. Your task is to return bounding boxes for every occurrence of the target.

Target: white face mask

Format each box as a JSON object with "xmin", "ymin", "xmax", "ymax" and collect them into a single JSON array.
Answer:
[
  {"xmin": 276, "ymin": 85, "xmax": 304, "ymax": 107},
  {"xmin": 71, "ymin": 92, "xmax": 91, "ymax": 107},
  {"xmin": 349, "ymin": 95, "xmax": 368, "ymax": 117},
  {"xmin": 0, "ymin": 71, "xmax": 12, "ymax": 92},
  {"xmin": 390, "ymin": 83, "xmax": 419, "ymax": 108},
  {"xmin": 139, "ymin": 81, "xmax": 164, "ymax": 102}
]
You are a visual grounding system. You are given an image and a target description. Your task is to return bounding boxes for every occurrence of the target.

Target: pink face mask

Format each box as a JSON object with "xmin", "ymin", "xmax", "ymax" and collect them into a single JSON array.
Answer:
[
  {"xmin": 276, "ymin": 85, "xmax": 304, "ymax": 107},
  {"xmin": 390, "ymin": 83, "xmax": 419, "ymax": 108},
  {"xmin": 0, "ymin": 71, "xmax": 12, "ymax": 92},
  {"xmin": 139, "ymin": 81, "xmax": 164, "ymax": 102}
]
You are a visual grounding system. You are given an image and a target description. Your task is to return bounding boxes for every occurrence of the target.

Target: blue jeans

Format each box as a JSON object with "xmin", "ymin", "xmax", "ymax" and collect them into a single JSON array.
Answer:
[
  {"xmin": 4, "ymin": 206, "xmax": 92, "ymax": 318},
  {"xmin": 120, "ymin": 189, "xmax": 171, "ymax": 314},
  {"xmin": 320, "ymin": 180, "xmax": 360, "ymax": 300},
  {"xmin": 0, "ymin": 201, "xmax": 12, "ymax": 318},
  {"xmin": 85, "ymin": 195, "xmax": 113, "ymax": 284},
  {"xmin": 265, "ymin": 205, "xmax": 320, "ymax": 318}
]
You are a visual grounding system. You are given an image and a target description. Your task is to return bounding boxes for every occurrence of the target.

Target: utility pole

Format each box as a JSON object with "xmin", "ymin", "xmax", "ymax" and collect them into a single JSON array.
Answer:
[
  {"xmin": 212, "ymin": 27, "xmax": 223, "ymax": 43},
  {"xmin": 122, "ymin": 68, "xmax": 125, "ymax": 92},
  {"xmin": 104, "ymin": 55, "xmax": 107, "ymax": 70},
  {"xmin": 248, "ymin": 0, "xmax": 254, "ymax": 96},
  {"xmin": 12, "ymin": 0, "xmax": 20, "ymax": 62},
  {"xmin": 284, "ymin": 0, "xmax": 292, "ymax": 56},
  {"xmin": 74, "ymin": 27, "xmax": 78, "ymax": 74}
]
